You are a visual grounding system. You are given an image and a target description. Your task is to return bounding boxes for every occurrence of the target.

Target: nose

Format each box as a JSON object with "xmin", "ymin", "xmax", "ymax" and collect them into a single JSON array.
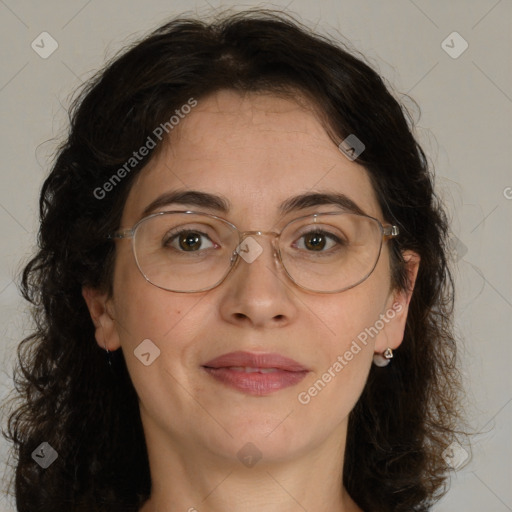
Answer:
[{"xmin": 217, "ymin": 233, "xmax": 298, "ymax": 328}]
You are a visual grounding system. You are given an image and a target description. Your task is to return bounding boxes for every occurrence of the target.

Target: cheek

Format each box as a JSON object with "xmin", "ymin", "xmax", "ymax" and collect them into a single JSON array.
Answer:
[
  {"xmin": 296, "ymin": 266, "xmax": 392, "ymax": 410},
  {"xmin": 112, "ymin": 253, "xmax": 202, "ymax": 365},
  {"xmin": 306, "ymin": 273, "xmax": 391, "ymax": 353},
  {"xmin": 295, "ymin": 313, "xmax": 377, "ymax": 425},
  {"xmin": 111, "ymin": 270, "xmax": 210, "ymax": 421}
]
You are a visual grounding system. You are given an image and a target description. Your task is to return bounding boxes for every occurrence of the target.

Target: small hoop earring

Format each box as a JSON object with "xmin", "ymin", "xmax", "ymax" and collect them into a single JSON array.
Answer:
[
  {"xmin": 104, "ymin": 342, "xmax": 112, "ymax": 368},
  {"xmin": 373, "ymin": 347, "xmax": 393, "ymax": 367},
  {"xmin": 99, "ymin": 318, "xmax": 113, "ymax": 369}
]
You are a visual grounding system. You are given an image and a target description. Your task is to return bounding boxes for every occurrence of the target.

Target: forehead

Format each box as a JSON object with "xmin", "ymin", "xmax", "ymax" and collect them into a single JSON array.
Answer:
[{"xmin": 121, "ymin": 90, "xmax": 382, "ymax": 227}]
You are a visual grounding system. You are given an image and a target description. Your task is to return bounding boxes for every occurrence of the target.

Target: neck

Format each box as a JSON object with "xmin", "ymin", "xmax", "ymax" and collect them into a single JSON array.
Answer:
[{"xmin": 137, "ymin": 417, "xmax": 362, "ymax": 512}]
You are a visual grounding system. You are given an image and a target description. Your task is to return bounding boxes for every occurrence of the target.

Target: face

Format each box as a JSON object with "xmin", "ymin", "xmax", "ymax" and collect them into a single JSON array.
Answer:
[{"xmin": 85, "ymin": 89, "xmax": 413, "ymax": 468}]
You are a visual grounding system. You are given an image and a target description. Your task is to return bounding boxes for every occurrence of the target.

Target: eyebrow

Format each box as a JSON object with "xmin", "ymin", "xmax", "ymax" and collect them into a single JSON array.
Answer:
[{"xmin": 141, "ymin": 189, "xmax": 366, "ymax": 218}]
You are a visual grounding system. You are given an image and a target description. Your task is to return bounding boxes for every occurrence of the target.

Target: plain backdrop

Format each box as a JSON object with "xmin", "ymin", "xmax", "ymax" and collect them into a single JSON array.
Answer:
[{"xmin": 0, "ymin": 1, "xmax": 511, "ymax": 511}]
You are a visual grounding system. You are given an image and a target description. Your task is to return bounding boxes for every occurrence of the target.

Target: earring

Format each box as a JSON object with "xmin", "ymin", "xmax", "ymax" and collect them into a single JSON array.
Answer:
[
  {"xmin": 373, "ymin": 347, "xmax": 393, "ymax": 367},
  {"xmin": 104, "ymin": 343, "xmax": 112, "ymax": 368}
]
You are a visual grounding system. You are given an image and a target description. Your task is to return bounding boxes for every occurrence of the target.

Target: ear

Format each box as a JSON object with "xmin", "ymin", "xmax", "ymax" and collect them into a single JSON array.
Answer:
[
  {"xmin": 375, "ymin": 250, "xmax": 420, "ymax": 353},
  {"xmin": 82, "ymin": 286, "xmax": 121, "ymax": 351}
]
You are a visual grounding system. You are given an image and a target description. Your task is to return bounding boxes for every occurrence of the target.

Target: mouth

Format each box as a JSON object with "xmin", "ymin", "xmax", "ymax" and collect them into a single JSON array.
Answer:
[
  {"xmin": 221, "ymin": 366, "xmax": 283, "ymax": 373},
  {"xmin": 202, "ymin": 351, "xmax": 309, "ymax": 396}
]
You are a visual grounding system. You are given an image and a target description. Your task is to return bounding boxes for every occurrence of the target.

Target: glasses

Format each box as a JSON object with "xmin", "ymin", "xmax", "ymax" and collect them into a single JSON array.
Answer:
[{"xmin": 109, "ymin": 210, "xmax": 399, "ymax": 294}]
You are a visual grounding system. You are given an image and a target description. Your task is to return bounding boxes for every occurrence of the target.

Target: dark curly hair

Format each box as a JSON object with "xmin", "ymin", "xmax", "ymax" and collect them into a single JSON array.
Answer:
[{"xmin": 2, "ymin": 8, "xmax": 466, "ymax": 512}]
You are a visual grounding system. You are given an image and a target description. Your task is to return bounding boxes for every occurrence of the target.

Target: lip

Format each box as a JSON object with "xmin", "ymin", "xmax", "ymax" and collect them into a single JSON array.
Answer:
[
  {"xmin": 204, "ymin": 351, "xmax": 308, "ymax": 371},
  {"xmin": 202, "ymin": 351, "xmax": 309, "ymax": 396}
]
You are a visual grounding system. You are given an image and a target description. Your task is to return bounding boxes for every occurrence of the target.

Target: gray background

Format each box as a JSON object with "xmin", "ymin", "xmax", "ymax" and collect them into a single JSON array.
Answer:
[{"xmin": 0, "ymin": 0, "xmax": 511, "ymax": 510}]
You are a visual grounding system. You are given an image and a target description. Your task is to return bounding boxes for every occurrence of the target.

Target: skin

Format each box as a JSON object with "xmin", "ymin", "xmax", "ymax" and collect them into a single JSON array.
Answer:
[{"xmin": 83, "ymin": 89, "xmax": 419, "ymax": 512}]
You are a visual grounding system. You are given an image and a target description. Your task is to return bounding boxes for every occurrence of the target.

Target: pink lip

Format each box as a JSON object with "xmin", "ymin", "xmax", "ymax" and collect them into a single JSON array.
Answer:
[
  {"xmin": 204, "ymin": 351, "xmax": 308, "ymax": 371},
  {"xmin": 202, "ymin": 351, "xmax": 309, "ymax": 396}
]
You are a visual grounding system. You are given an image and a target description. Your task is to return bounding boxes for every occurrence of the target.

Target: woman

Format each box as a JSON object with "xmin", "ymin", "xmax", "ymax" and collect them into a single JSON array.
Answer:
[{"xmin": 3, "ymin": 9, "xmax": 464, "ymax": 512}]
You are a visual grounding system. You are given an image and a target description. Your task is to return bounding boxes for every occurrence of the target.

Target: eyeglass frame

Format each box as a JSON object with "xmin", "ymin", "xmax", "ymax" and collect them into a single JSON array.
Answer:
[{"xmin": 108, "ymin": 209, "xmax": 399, "ymax": 294}]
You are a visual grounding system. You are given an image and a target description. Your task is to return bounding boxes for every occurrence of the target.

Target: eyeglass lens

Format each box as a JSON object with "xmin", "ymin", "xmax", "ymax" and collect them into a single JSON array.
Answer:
[{"xmin": 132, "ymin": 212, "xmax": 384, "ymax": 293}]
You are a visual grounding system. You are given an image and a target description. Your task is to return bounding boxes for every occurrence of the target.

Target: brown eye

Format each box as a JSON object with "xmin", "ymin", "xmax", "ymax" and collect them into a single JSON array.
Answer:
[
  {"xmin": 164, "ymin": 230, "xmax": 216, "ymax": 252},
  {"xmin": 294, "ymin": 230, "xmax": 343, "ymax": 252},
  {"xmin": 304, "ymin": 232, "xmax": 326, "ymax": 251}
]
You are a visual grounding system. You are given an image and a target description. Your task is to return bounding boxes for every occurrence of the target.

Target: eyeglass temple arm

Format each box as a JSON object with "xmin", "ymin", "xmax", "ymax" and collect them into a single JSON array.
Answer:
[
  {"xmin": 107, "ymin": 229, "xmax": 134, "ymax": 240},
  {"xmin": 383, "ymin": 225, "xmax": 399, "ymax": 239}
]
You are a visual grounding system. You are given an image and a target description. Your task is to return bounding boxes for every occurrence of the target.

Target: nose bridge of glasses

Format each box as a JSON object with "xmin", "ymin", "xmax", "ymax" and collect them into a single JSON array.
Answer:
[{"xmin": 235, "ymin": 230, "xmax": 280, "ymax": 261}]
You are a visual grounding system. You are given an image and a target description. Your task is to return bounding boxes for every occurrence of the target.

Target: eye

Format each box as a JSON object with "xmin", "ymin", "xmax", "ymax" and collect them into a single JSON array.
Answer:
[
  {"xmin": 164, "ymin": 229, "xmax": 217, "ymax": 252},
  {"xmin": 293, "ymin": 230, "xmax": 345, "ymax": 252}
]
